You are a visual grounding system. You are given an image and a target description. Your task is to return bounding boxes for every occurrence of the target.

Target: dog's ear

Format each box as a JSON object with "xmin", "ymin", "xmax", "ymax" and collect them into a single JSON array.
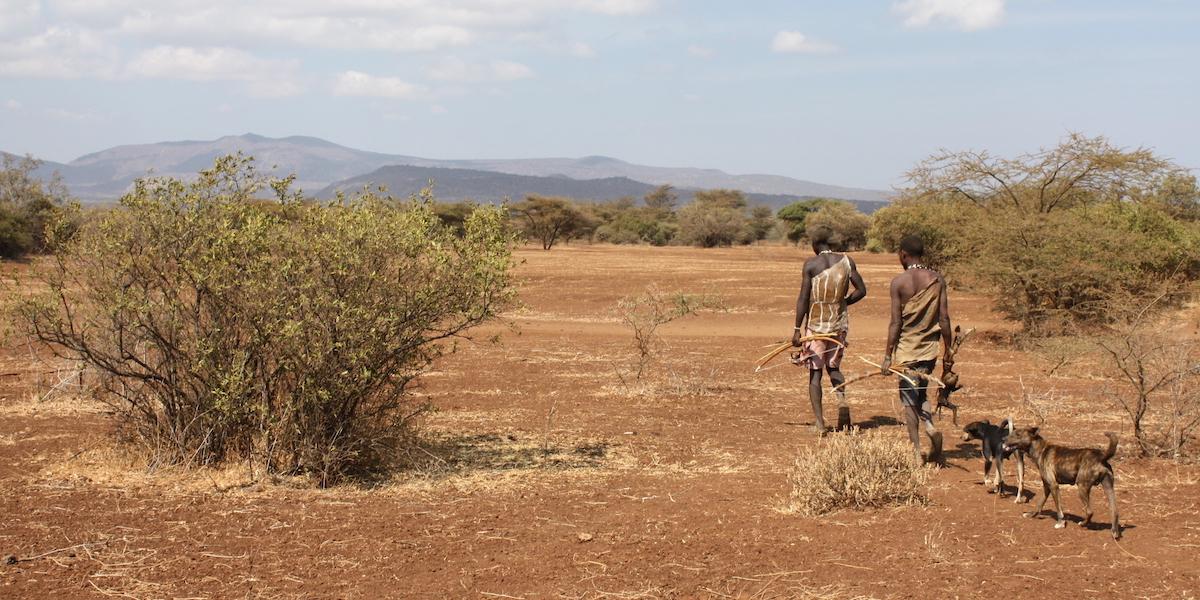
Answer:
[
  {"xmin": 1028, "ymin": 426, "xmax": 1039, "ymax": 436},
  {"xmin": 981, "ymin": 419, "xmax": 990, "ymax": 425}
]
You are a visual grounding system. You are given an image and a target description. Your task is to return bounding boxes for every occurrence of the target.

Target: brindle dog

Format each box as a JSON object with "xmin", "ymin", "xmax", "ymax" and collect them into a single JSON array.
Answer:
[{"xmin": 1004, "ymin": 427, "xmax": 1121, "ymax": 540}]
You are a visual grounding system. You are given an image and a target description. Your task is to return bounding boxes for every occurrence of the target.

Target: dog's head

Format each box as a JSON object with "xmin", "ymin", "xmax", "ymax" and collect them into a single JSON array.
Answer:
[
  {"xmin": 1003, "ymin": 426, "xmax": 1040, "ymax": 453},
  {"xmin": 961, "ymin": 420, "xmax": 991, "ymax": 442}
]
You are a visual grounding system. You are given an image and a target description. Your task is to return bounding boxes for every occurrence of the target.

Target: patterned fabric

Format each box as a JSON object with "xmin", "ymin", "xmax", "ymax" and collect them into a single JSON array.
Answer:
[
  {"xmin": 806, "ymin": 256, "xmax": 852, "ymax": 335},
  {"xmin": 791, "ymin": 328, "xmax": 848, "ymax": 371}
]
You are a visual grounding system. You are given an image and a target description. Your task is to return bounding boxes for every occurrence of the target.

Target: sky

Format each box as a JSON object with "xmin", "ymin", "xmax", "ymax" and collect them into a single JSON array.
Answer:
[{"xmin": 1, "ymin": 0, "xmax": 1198, "ymax": 190}]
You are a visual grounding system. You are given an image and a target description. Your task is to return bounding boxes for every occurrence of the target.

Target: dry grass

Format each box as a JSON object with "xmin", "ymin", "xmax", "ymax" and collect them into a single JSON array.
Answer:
[{"xmin": 782, "ymin": 429, "xmax": 930, "ymax": 516}]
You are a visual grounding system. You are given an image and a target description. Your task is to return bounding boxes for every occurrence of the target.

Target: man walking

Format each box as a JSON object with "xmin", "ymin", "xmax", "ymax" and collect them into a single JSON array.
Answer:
[
  {"xmin": 791, "ymin": 226, "xmax": 867, "ymax": 435},
  {"xmin": 881, "ymin": 235, "xmax": 953, "ymax": 464}
]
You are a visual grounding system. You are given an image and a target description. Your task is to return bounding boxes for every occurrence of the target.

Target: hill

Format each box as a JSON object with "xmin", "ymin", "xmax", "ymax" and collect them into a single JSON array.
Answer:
[{"xmin": 4, "ymin": 134, "xmax": 891, "ymax": 206}]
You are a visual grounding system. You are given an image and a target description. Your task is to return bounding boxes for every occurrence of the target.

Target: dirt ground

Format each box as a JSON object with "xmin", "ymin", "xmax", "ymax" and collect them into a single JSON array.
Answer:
[{"xmin": 2, "ymin": 245, "xmax": 1198, "ymax": 599}]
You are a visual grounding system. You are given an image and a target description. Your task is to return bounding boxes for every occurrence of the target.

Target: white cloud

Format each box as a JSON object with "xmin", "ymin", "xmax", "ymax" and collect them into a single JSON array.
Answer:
[
  {"xmin": 43, "ymin": 106, "xmax": 92, "ymax": 120},
  {"xmin": 574, "ymin": 0, "xmax": 656, "ymax": 15},
  {"xmin": 333, "ymin": 70, "xmax": 426, "ymax": 99},
  {"xmin": 99, "ymin": 1, "xmax": 652, "ymax": 52},
  {"xmin": 687, "ymin": 44, "xmax": 715, "ymax": 59},
  {"xmin": 124, "ymin": 45, "xmax": 303, "ymax": 96},
  {"xmin": 569, "ymin": 41, "xmax": 597, "ymax": 58},
  {"xmin": 126, "ymin": 46, "xmax": 290, "ymax": 81},
  {"xmin": 771, "ymin": 31, "xmax": 837, "ymax": 54},
  {"xmin": 893, "ymin": 0, "xmax": 1005, "ymax": 31},
  {"xmin": 426, "ymin": 57, "xmax": 534, "ymax": 82},
  {"xmin": 0, "ymin": 26, "xmax": 119, "ymax": 78},
  {"xmin": 430, "ymin": 104, "xmax": 448, "ymax": 114},
  {"xmin": 0, "ymin": 0, "xmax": 40, "ymax": 33}
]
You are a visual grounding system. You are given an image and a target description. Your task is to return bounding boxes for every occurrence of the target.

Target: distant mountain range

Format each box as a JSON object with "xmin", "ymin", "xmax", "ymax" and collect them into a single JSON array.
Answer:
[{"xmin": 6, "ymin": 134, "xmax": 892, "ymax": 211}]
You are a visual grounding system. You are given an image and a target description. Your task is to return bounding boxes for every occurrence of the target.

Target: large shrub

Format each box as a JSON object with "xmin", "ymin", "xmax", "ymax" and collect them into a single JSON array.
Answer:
[
  {"xmin": 873, "ymin": 134, "xmax": 1200, "ymax": 332},
  {"xmin": 676, "ymin": 189, "xmax": 750, "ymax": 247},
  {"xmin": 967, "ymin": 202, "xmax": 1199, "ymax": 331},
  {"xmin": 14, "ymin": 156, "xmax": 517, "ymax": 483},
  {"xmin": 777, "ymin": 198, "xmax": 840, "ymax": 243},
  {"xmin": 804, "ymin": 202, "xmax": 871, "ymax": 250},
  {"xmin": 0, "ymin": 153, "xmax": 78, "ymax": 258},
  {"xmin": 867, "ymin": 198, "xmax": 981, "ymax": 270}
]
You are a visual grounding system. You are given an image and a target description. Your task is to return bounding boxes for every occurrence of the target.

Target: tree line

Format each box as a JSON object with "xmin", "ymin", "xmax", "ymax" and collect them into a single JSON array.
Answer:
[{"xmin": 463, "ymin": 186, "xmax": 871, "ymax": 251}]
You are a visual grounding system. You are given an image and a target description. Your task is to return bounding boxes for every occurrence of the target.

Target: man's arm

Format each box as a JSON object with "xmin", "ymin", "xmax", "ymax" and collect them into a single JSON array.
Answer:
[
  {"xmin": 791, "ymin": 265, "xmax": 813, "ymax": 346},
  {"xmin": 846, "ymin": 258, "xmax": 867, "ymax": 306},
  {"xmin": 938, "ymin": 275, "xmax": 954, "ymax": 372},
  {"xmin": 882, "ymin": 276, "xmax": 903, "ymax": 374}
]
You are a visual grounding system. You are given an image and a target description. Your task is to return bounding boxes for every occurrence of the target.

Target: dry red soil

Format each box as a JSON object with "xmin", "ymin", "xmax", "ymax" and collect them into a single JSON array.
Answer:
[{"xmin": 2, "ymin": 246, "xmax": 1198, "ymax": 599}]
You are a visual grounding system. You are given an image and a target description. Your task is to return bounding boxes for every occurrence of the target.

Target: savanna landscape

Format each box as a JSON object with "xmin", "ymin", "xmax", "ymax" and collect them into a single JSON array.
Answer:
[
  {"xmin": 3, "ymin": 241, "xmax": 1199, "ymax": 599},
  {"xmin": 4, "ymin": 2, "xmax": 1200, "ymax": 599}
]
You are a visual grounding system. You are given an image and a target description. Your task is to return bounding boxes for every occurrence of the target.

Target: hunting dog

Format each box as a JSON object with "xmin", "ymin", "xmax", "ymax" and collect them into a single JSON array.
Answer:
[
  {"xmin": 961, "ymin": 418, "xmax": 1026, "ymax": 501},
  {"xmin": 1004, "ymin": 427, "xmax": 1121, "ymax": 540}
]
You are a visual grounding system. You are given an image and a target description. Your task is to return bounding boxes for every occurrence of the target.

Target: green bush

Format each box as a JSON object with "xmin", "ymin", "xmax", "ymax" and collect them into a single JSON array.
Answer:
[
  {"xmin": 0, "ymin": 154, "xmax": 78, "ymax": 258},
  {"xmin": 867, "ymin": 198, "xmax": 981, "ymax": 270},
  {"xmin": 968, "ymin": 202, "xmax": 1200, "ymax": 331},
  {"xmin": 804, "ymin": 202, "xmax": 871, "ymax": 250},
  {"xmin": 874, "ymin": 134, "xmax": 1200, "ymax": 333},
  {"xmin": 777, "ymin": 199, "xmax": 840, "ymax": 243},
  {"xmin": 14, "ymin": 155, "xmax": 517, "ymax": 483},
  {"xmin": 676, "ymin": 189, "xmax": 750, "ymax": 247}
]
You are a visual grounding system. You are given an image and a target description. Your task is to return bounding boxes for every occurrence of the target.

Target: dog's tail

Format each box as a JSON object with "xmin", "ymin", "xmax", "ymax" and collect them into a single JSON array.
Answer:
[{"xmin": 1102, "ymin": 432, "xmax": 1118, "ymax": 461}]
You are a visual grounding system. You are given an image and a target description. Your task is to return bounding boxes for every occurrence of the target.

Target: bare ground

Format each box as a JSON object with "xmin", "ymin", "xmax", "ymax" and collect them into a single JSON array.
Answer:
[{"xmin": 2, "ymin": 245, "xmax": 1198, "ymax": 599}]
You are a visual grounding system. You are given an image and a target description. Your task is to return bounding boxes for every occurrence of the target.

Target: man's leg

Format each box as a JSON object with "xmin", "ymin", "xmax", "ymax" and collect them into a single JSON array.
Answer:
[
  {"xmin": 808, "ymin": 368, "xmax": 826, "ymax": 435},
  {"xmin": 827, "ymin": 367, "xmax": 850, "ymax": 431},
  {"xmin": 920, "ymin": 397, "xmax": 943, "ymax": 465},
  {"xmin": 899, "ymin": 377, "xmax": 922, "ymax": 460},
  {"xmin": 912, "ymin": 361, "xmax": 943, "ymax": 464}
]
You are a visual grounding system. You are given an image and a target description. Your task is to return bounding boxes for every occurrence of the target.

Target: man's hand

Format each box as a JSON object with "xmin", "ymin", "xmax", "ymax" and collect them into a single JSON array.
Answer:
[
  {"xmin": 880, "ymin": 355, "xmax": 892, "ymax": 376},
  {"xmin": 791, "ymin": 328, "xmax": 804, "ymax": 347}
]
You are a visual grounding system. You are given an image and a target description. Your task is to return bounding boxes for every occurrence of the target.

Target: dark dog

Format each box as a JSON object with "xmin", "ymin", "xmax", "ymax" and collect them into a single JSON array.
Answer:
[
  {"xmin": 961, "ymin": 418, "xmax": 1025, "ymax": 501},
  {"xmin": 1004, "ymin": 427, "xmax": 1121, "ymax": 540}
]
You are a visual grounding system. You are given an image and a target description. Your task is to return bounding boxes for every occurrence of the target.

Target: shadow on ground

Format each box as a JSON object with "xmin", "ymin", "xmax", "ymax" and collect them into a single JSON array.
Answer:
[{"xmin": 404, "ymin": 432, "xmax": 611, "ymax": 477}]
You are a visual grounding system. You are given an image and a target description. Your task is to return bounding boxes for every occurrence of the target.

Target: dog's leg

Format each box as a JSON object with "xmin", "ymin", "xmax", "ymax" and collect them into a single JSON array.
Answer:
[
  {"xmin": 995, "ymin": 455, "xmax": 1006, "ymax": 497},
  {"xmin": 1050, "ymin": 481, "xmax": 1066, "ymax": 529},
  {"xmin": 982, "ymin": 456, "xmax": 993, "ymax": 488},
  {"xmin": 1014, "ymin": 453, "xmax": 1026, "ymax": 504},
  {"xmin": 1078, "ymin": 483, "xmax": 1094, "ymax": 528},
  {"xmin": 1102, "ymin": 474, "xmax": 1121, "ymax": 540},
  {"xmin": 1025, "ymin": 478, "xmax": 1050, "ymax": 519}
]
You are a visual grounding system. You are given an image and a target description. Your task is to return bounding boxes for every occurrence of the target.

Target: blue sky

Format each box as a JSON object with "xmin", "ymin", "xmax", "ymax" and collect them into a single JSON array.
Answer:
[{"xmin": 1, "ymin": 0, "xmax": 1197, "ymax": 189}]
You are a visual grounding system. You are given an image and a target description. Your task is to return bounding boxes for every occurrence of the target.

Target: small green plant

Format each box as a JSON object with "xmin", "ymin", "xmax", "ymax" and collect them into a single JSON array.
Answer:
[{"xmin": 615, "ymin": 285, "xmax": 723, "ymax": 380}]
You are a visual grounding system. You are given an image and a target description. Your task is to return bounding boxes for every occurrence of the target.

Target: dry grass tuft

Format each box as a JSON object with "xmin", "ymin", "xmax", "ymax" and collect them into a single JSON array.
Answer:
[{"xmin": 782, "ymin": 429, "xmax": 929, "ymax": 516}]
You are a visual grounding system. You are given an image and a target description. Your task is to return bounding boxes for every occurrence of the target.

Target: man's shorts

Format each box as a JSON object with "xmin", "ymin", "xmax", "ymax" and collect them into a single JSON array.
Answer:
[
  {"xmin": 899, "ymin": 360, "xmax": 937, "ymax": 407},
  {"xmin": 791, "ymin": 328, "xmax": 847, "ymax": 371}
]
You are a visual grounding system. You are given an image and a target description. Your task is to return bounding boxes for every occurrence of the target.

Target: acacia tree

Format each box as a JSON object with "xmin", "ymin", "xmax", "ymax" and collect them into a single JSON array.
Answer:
[
  {"xmin": 14, "ymin": 155, "xmax": 517, "ymax": 483},
  {"xmin": 876, "ymin": 133, "xmax": 1199, "ymax": 332},
  {"xmin": 804, "ymin": 202, "xmax": 871, "ymax": 250},
  {"xmin": 777, "ymin": 198, "xmax": 838, "ymax": 243},
  {"xmin": 643, "ymin": 184, "xmax": 678, "ymax": 216},
  {"xmin": 904, "ymin": 132, "xmax": 1174, "ymax": 213},
  {"xmin": 510, "ymin": 195, "xmax": 591, "ymax": 250},
  {"xmin": 676, "ymin": 189, "xmax": 750, "ymax": 247}
]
